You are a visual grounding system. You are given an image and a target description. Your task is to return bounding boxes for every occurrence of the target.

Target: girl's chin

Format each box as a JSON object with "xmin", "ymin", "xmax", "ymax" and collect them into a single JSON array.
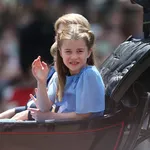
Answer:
[{"xmin": 69, "ymin": 69, "xmax": 80, "ymax": 75}]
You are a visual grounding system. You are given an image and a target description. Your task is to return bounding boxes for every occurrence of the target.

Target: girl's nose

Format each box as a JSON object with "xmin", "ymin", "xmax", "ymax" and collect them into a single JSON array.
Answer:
[{"xmin": 71, "ymin": 54, "xmax": 78, "ymax": 60}]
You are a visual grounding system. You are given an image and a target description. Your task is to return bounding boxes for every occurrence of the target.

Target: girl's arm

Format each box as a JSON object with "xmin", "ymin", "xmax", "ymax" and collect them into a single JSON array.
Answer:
[
  {"xmin": 28, "ymin": 108, "xmax": 91, "ymax": 121},
  {"xmin": 36, "ymin": 81, "xmax": 53, "ymax": 112},
  {"xmin": 32, "ymin": 56, "xmax": 53, "ymax": 112},
  {"xmin": 47, "ymin": 112, "xmax": 92, "ymax": 120}
]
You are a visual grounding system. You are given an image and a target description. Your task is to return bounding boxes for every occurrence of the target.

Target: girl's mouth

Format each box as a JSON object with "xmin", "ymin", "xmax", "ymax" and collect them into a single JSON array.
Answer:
[{"xmin": 70, "ymin": 62, "xmax": 79, "ymax": 65}]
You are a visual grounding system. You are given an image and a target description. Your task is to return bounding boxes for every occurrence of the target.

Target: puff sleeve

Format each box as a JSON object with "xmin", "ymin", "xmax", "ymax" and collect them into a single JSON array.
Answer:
[
  {"xmin": 76, "ymin": 68, "xmax": 105, "ymax": 114},
  {"xmin": 47, "ymin": 72, "xmax": 58, "ymax": 103}
]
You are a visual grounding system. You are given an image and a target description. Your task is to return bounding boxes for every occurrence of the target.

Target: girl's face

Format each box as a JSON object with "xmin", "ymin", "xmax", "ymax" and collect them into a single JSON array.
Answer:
[{"xmin": 60, "ymin": 39, "xmax": 91, "ymax": 75}]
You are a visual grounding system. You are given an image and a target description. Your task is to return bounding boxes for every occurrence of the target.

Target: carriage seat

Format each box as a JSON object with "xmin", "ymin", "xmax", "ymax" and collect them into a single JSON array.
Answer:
[{"xmin": 100, "ymin": 38, "xmax": 150, "ymax": 104}]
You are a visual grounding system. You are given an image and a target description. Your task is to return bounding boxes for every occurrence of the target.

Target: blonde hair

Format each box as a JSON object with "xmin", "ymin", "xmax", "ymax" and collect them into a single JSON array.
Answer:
[
  {"xmin": 54, "ymin": 13, "xmax": 90, "ymax": 32},
  {"xmin": 54, "ymin": 13, "xmax": 93, "ymax": 65},
  {"xmin": 56, "ymin": 24, "xmax": 95, "ymax": 101},
  {"xmin": 50, "ymin": 42, "xmax": 57, "ymax": 57}
]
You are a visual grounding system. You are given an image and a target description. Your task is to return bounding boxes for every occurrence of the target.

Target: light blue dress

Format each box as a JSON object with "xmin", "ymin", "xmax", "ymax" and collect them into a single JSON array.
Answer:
[{"xmin": 48, "ymin": 66, "xmax": 105, "ymax": 115}]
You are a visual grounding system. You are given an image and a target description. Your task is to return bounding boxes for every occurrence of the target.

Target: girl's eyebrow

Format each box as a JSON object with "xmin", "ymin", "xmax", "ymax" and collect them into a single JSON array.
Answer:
[
  {"xmin": 77, "ymin": 48, "xmax": 85, "ymax": 50},
  {"xmin": 64, "ymin": 48, "xmax": 71, "ymax": 51}
]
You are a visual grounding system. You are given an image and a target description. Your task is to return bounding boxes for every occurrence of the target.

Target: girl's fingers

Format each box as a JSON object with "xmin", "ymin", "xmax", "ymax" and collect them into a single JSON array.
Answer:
[
  {"xmin": 30, "ymin": 111, "xmax": 35, "ymax": 114},
  {"xmin": 42, "ymin": 62, "xmax": 49, "ymax": 73},
  {"xmin": 30, "ymin": 113, "xmax": 36, "ymax": 119},
  {"xmin": 29, "ymin": 94, "xmax": 38, "ymax": 108},
  {"xmin": 34, "ymin": 88, "xmax": 38, "ymax": 94},
  {"xmin": 32, "ymin": 56, "xmax": 40, "ymax": 66},
  {"xmin": 38, "ymin": 56, "xmax": 41, "ymax": 60},
  {"xmin": 41, "ymin": 61, "xmax": 48, "ymax": 68},
  {"xmin": 28, "ymin": 108, "xmax": 38, "ymax": 120},
  {"xmin": 32, "ymin": 56, "xmax": 42, "ymax": 68},
  {"xmin": 32, "ymin": 59, "xmax": 36, "ymax": 66},
  {"xmin": 30, "ymin": 94, "xmax": 36, "ymax": 102},
  {"xmin": 28, "ymin": 107, "xmax": 39, "ymax": 112}
]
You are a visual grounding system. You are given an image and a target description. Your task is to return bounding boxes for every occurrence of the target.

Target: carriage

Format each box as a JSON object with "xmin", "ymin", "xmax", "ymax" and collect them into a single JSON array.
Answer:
[{"xmin": 0, "ymin": 1, "xmax": 150, "ymax": 150}]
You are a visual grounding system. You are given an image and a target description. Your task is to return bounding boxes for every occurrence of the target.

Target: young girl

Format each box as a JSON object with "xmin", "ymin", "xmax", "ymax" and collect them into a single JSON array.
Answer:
[
  {"xmin": 0, "ymin": 13, "xmax": 92, "ymax": 120},
  {"xmin": 29, "ymin": 24, "xmax": 105, "ymax": 121}
]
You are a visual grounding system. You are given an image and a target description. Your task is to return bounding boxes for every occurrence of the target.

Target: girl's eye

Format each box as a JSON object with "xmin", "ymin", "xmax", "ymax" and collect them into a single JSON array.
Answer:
[
  {"xmin": 65, "ymin": 51, "xmax": 71, "ymax": 54},
  {"xmin": 78, "ymin": 50, "xmax": 83, "ymax": 53}
]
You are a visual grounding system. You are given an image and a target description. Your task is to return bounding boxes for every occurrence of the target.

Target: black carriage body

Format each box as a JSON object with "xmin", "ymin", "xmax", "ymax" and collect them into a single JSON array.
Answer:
[{"xmin": 0, "ymin": 39, "xmax": 150, "ymax": 150}]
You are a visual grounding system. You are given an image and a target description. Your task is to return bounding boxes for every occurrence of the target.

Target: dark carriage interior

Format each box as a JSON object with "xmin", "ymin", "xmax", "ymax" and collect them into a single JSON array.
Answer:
[
  {"xmin": 120, "ymin": 66, "xmax": 150, "ymax": 109},
  {"xmin": 100, "ymin": 38, "xmax": 150, "ymax": 118}
]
